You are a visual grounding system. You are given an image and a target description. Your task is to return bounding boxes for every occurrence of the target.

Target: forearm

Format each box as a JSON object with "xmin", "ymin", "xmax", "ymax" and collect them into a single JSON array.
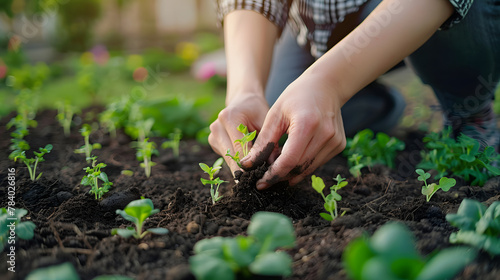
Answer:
[
  {"xmin": 303, "ymin": 0, "xmax": 455, "ymax": 105},
  {"xmin": 223, "ymin": 10, "xmax": 279, "ymax": 105}
]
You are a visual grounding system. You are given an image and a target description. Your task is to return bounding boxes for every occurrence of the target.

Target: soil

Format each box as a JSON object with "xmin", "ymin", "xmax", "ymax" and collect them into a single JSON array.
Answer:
[{"xmin": 0, "ymin": 108, "xmax": 499, "ymax": 280}]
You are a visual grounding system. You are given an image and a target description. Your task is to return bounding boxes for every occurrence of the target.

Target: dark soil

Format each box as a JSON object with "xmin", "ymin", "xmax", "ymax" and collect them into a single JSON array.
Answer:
[{"xmin": 0, "ymin": 109, "xmax": 499, "ymax": 280}]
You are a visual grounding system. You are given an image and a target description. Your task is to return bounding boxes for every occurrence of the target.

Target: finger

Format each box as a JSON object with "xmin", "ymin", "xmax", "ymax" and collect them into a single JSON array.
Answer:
[
  {"xmin": 255, "ymin": 116, "xmax": 318, "ymax": 189},
  {"xmin": 216, "ymin": 109, "xmax": 247, "ymax": 156},
  {"xmin": 239, "ymin": 111, "xmax": 285, "ymax": 170},
  {"xmin": 288, "ymin": 137, "xmax": 345, "ymax": 186},
  {"xmin": 208, "ymin": 121, "xmax": 242, "ymax": 176}
]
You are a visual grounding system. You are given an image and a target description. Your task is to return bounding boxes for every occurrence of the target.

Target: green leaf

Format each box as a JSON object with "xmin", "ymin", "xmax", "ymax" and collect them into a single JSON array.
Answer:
[
  {"xmin": 370, "ymin": 222, "xmax": 419, "ymax": 260},
  {"xmin": 213, "ymin": 157, "xmax": 224, "ymax": 168},
  {"xmin": 342, "ymin": 237, "xmax": 375, "ymax": 280},
  {"xmin": 416, "ymin": 169, "xmax": 430, "ymax": 181},
  {"xmin": 111, "ymin": 227, "xmax": 136, "ymax": 239},
  {"xmin": 199, "ymin": 163, "xmax": 210, "ymax": 173},
  {"xmin": 99, "ymin": 172, "xmax": 109, "ymax": 183},
  {"xmin": 237, "ymin": 123, "xmax": 248, "ymax": 134},
  {"xmin": 319, "ymin": 213, "xmax": 333, "ymax": 221},
  {"xmin": 311, "ymin": 175, "xmax": 325, "ymax": 194},
  {"xmin": 247, "ymin": 212, "xmax": 295, "ymax": 252},
  {"xmin": 421, "ymin": 184, "xmax": 435, "ymax": 196},
  {"xmin": 26, "ymin": 262, "xmax": 80, "ymax": 280},
  {"xmin": 189, "ymin": 254, "xmax": 235, "ymax": 280},
  {"xmin": 193, "ymin": 236, "xmax": 227, "ymax": 255},
  {"xmin": 446, "ymin": 199, "xmax": 486, "ymax": 230},
  {"xmin": 223, "ymin": 236, "xmax": 258, "ymax": 268},
  {"xmin": 17, "ymin": 221, "xmax": 36, "ymax": 240},
  {"xmin": 417, "ymin": 247, "xmax": 476, "ymax": 280},
  {"xmin": 249, "ymin": 251, "xmax": 292, "ymax": 276},
  {"xmin": 123, "ymin": 199, "xmax": 156, "ymax": 226},
  {"xmin": 146, "ymin": 228, "xmax": 169, "ymax": 235},
  {"xmin": 81, "ymin": 176, "xmax": 92, "ymax": 186},
  {"xmin": 460, "ymin": 154, "xmax": 476, "ymax": 163},
  {"xmin": 438, "ymin": 177, "xmax": 456, "ymax": 191}
]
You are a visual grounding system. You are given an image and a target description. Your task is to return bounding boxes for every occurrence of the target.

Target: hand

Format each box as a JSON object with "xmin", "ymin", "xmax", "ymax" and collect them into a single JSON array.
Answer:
[
  {"xmin": 240, "ymin": 76, "xmax": 347, "ymax": 190},
  {"xmin": 208, "ymin": 92, "xmax": 270, "ymax": 176}
]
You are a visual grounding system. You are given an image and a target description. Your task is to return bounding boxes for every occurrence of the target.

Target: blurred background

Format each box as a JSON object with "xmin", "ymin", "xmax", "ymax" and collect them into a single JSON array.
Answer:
[{"xmin": 1, "ymin": 0, "xmax": 498, "ymax": 141}]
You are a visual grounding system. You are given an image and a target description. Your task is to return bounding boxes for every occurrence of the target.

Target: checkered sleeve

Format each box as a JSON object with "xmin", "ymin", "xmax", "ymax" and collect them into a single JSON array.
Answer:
[
  {"xmin": 442, "ymin": 0, "xmax": 474, "ymax": 28},
  {"xmin": 216, "ymin": 0, "xmax": 292, "ymax": 33}
]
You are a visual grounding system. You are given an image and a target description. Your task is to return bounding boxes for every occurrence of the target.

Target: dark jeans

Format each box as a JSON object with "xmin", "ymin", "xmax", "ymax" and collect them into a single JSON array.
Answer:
[{"xmin": 266, "ymin": 0, "xmax": 500, "ymax": 133}]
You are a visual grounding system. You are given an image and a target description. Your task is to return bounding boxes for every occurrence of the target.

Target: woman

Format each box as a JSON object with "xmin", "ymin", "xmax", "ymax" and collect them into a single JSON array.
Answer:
[{"xmin": 208, "ymin": 0, "xmax": 500, "ymax": 190}]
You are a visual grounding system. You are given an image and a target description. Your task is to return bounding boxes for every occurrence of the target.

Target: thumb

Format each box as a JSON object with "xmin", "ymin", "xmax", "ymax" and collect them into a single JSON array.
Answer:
[{"xmin": 240, "ymin": 115, "xmax": 284, "ymax": 170}]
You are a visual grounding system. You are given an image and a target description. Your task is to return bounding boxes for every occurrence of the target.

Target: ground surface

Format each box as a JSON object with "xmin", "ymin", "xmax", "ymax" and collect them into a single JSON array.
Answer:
[{"xmin": 0, "ymin": 108, "xmax": 499, "ymax": 280}]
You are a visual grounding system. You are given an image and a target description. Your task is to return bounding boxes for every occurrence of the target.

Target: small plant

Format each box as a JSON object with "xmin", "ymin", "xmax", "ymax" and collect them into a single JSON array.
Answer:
[
  {"xmin": 311, "ymin": 175, "xmax": 348, "ymax": 221},
  {"xmin": 74, "ymin": 124, "xmax": 102, "ymax": 163},
  {"xmin": 10, "ymin": 144, "xmax": 52, "ymax": 181},
  {"xmin": 0, "ymin": 208, "xmax": 36, "ymax": 251},
  {"xmin": 190, "ymin": 212, "xmax": 295, "ymax": 280},
  {"xmin": 56, "ymin": 101, "xmax": 79, "ymax": 137},
  {"xmin": 348, "ymin": 153, "xmax": 364, "ymax": 178},
  {"xmin": 81, "ymin": 156, "xmax": 113, "ymax": 200},
  {"xmin": 135, "ymin": 138, "xmax": 158, "ymax": 178},
  {"xmin": 418, "ymin": 127, "xmax": 500, "ymax": 186},
  {"xmin": 416, "ymin": 169, "xmax": 456, "ymax": 202},
  {"xmin": 343, "ymin": 129, "xmax": 404, "ymax": 175},
  {"xmin": 446, "ymin": 198, "xmax": 500, "ymax": 256},
  {"xmin": 226, "ymin": 123, "xmax": 256, "ymax": 167},
  {"xmin": 112, "ymin": 198, "xmax": 168, "ymax": 239},
  {"xmin": 199, "ymin": 157, "xmax": 226, "ymax": 204},
  {"xmin": 343, "ymin": 222, "xmax": 477, "ymax": 280},
  {"xmin": 161, "ymin": 128, "xmax": 182, "ymax": 158}
]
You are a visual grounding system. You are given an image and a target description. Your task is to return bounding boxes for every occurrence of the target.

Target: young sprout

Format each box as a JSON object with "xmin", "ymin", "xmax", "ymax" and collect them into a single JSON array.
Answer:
[
  {"xmin": 199, "ymin": 157, "xmax": 226, "ymax": 204},
  {"xmin": 81, "ymin": 156, "xmax": 113, "ymax": 200},
  {"xmin": 416, "ymin": 169, "xmax": 456, "ymax": 202},
  {"xmin": 161, "ymin": 128, "xmax": 182, "ymax": 158},
  {"xmin": 74, "ymin": 124, "xmax": 101, "ymax": 163},
  {"xmin": 311, "ymin": 174, "xmax": 348, "ymax": 221},
  {"xmin": 348, "ymin": 153, "xmax": 364, "ymax": 178},
  {"xmin": 226, "ymin": 123, "xmax": 256, "ymax": 167},
  {"xmin": 10, "ymin": 144, "xmax": 52, "ymax": 181},
  {"xmin": 112, "ymin": 198, "xmax": 168, "ymax": 239},
  {"xmin": 136, "ymin": 138, "xmax": 159, "ymax": 178},
  {"xmin": 56, "ymin": 101, "xmax": 78, "ymax": 137}
]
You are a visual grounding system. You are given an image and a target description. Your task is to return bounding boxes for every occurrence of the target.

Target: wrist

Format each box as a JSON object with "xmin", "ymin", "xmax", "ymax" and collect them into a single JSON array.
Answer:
[{"xmin": 225, "ymin": 87, "xmax": 265, "ymax": 106}]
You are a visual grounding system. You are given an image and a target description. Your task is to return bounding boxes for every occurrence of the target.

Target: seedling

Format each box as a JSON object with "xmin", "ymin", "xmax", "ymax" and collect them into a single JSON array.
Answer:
[
  {"xmin": 190, "ymin": 212, "xmax": 295, "ymax": 279},
  {"xmin": 446, "ymin": 198, "xmax": 500, "ymax": 256},
  {"xmin": 112, "ymin": 198, "xmax": 168, "ymax": 239},
  {"xmin": 56, "ymin": 101, "xmax": 79, "ymax": 137},
  {"xmin": 0, "ymin": 208, "xmax": 36, "ymax": 251},
  {"xmin": 416, "ymin": 169, "xmax": 456, "ymax": 202},
  {"xmin": 81, "ymin": 156, "xmax": 113, "ymax": 200},
  {"xmin": 311, "ymin": 175, "xmax": 348, "ymax": 221},
  {"xmin": 199, "ymin": 157, "xmax": 226, "ymax": 204},
  {"xmin": 161, "ymin": 128, "xmax": 182, "ymax": 158},
  {"xmin": 343, "ymin": 222, "xmax": 477, "ymax": 280},
  {"xmin": 226, "ymin": 123, "xmax": 256, "ymax": 167},
  {"xmin": 418, "ymin": 127, "xmax": 500, "ymax": 186},
  {"xmin": 135, "ymin": 138, "xmax": 158, "ymax": 178},
  {"xmin": 10, "ymin": 144, "xmax": 52, "ymax": 181},
  {"xmin": 348, "ymin": 153, "xmax": 364, "ymax": 178},
  {"xmin": 26, "ymin": 262, "xmax": 134, "ymax": 280},
  {"xmin": 74, "ymin": 124, "xmax": 102, "ymax": 163},
  {"xmin": 343, "ymin": 129, "xmax": 404, "ymax": 172}
]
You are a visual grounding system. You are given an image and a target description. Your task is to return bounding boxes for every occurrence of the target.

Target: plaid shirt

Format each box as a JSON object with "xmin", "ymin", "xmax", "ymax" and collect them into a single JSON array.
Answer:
[{"xmin": 216, "ymin": 0, "xmax": 474, "ymax": 57}]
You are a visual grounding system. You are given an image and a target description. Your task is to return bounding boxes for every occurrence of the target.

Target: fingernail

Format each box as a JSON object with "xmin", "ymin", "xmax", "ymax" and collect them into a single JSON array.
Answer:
[{"xmin": 256, "ymin": 181, "xmax": 268, "ymax": 190}]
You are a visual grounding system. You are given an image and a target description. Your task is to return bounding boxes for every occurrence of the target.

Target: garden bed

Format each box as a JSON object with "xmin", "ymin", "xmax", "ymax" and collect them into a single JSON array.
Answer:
[{"xmin": 0, "ymin": 108, "xmax": 499, "ymax": 280}]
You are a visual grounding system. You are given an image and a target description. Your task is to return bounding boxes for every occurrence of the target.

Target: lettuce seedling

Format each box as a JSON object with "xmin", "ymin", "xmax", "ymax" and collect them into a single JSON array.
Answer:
[
  {"xmin": 56, "ymin": 101, "xmax": 79, "ymax": 137},
  {"xmin": 112, "ymin": 198, "xmax": 168, "ymax": 239},
  {"xmin": 343, "ymin": 222, "xmax": 477, "ymax": 280},
  {"xmin": 311, "ymin": 175, "xmax": 348, "ymax": 221},
  {"xmin": 226, "ymin": 124, "xmax": 256, "ymax": 167},
  {"xmin": 161, "ymin": 128, "xmax": 182, "ymax": 158},
  {"xmin": 416, "ymin": 169, "xmax": 456, "ymax": 202},
  {"xmin": 190, "ymin": 212, "xmax": 295, "ymax": 280},
  {"xmin": 418, "ymin": 127, "xmax": 500, "ymax": 186},
  {"xmin": 10, "ymin": 144, "xmax": 52, "ymax": 181},
  {"xmin": 199, "ymin": 157, "xmax": 226, "ymax": 204},
  {"xmin": 74, "ymin": 124, "xmax": 102, "ymax": 163},
  {"xmin": 446, "ymin": 198, "xmax": 500, "ymax": 256},
  {"xmin": 81, "ymin": 156, "xmax": 113, "ymax": 200},
  {"xmin": 343, "ymin": 129, "xmax": 404, "ymax": 172},
  {"xmin": 0, "ymin": 208, "xmax": 36, "ymax": 252},
  {"xmin": 135, "ymin": 138, "xmax": 159, "ymax": 178}
]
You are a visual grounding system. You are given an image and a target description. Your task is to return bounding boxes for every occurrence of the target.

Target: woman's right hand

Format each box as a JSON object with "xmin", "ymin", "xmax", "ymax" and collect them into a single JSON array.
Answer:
[{"xmin": 208, "ymin": 92, "xmax": 270, "ymax": 175}]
